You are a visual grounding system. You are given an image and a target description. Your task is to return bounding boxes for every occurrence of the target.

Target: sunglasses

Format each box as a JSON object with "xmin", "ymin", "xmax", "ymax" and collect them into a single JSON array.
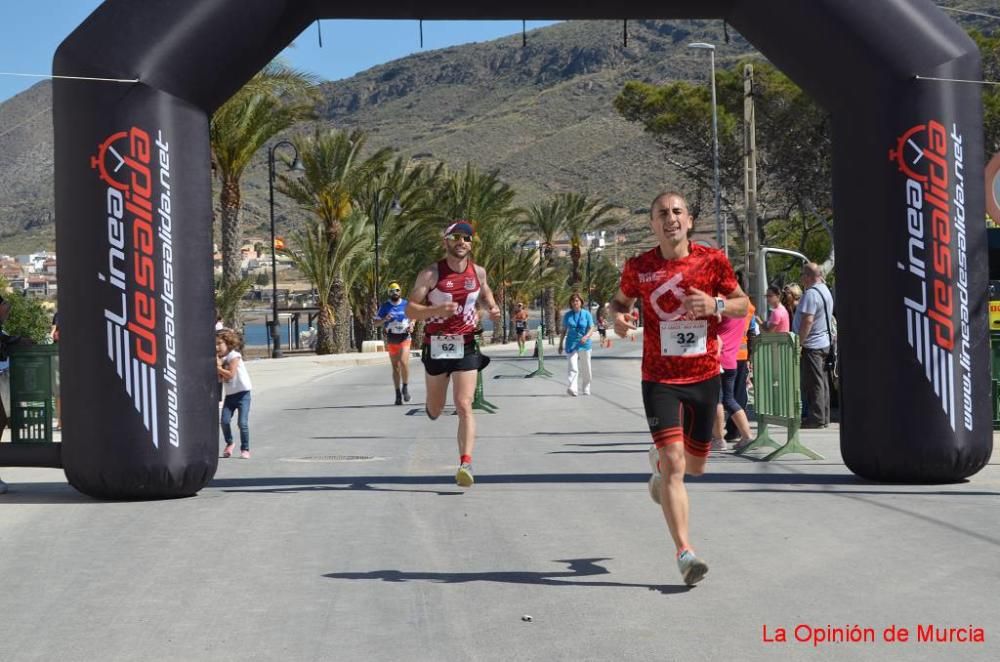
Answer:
[
  {"xmin": 446, "ymin": 234, "xmax": 473, "ymax": 243},
  {"xmin": 388, "ymin": 288, "xmax": 401, "ymax": 294}
]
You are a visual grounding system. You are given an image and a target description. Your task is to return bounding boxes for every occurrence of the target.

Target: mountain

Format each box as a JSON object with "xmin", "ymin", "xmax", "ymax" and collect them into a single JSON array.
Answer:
[{"xmin": 0, "ymin": 4, "xmax": 995, "ymax": 253}]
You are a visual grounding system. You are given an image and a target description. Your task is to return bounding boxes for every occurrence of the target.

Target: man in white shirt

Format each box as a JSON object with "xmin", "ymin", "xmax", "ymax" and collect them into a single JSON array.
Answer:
[{"xmin": 792, "ymin": 263, "xmax": 835, "ymax": 428}]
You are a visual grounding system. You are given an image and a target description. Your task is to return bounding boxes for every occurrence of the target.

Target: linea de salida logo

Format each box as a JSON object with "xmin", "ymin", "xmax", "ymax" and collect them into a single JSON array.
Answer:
[
  {"xmin": 888, "ymin": 119, "xmax": 972, "ymax": 431},
  {"xmin": 91, "ymin": 126, "xmax": 180, "ymax": 447}
]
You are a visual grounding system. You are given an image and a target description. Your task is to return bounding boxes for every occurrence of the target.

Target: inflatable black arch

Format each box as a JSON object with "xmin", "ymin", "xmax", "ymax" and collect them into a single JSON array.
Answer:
[{"xmin": 50, "ymin": 0, "xmax": 991, "ymax": 498}]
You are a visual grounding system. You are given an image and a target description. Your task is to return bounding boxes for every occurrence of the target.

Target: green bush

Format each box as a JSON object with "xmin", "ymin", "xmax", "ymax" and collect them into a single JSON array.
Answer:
[{"xmin": 2, "ymin": 290, "xmax": 51, "ymax": 344}]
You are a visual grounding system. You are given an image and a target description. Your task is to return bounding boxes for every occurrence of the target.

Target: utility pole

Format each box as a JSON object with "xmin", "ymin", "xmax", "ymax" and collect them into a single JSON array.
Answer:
[{"xmin": 743, "ymin": 64, "xmax": 760, "ymax": 309}]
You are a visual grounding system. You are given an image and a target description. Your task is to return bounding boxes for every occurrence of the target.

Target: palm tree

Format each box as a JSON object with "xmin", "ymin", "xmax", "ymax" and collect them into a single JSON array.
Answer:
[
  {"xmin": 427, "ymin": 164, "xmax": 519, "ymax": 339},
  {"xmin": 353, "ymin": 159, "xmax": 443, "ymax": 343},
  {"xmin": 211, "ymin": 61, "xmax": 316, "ymax": 326},
  {"xmin": 278, "ymin": 129, "xmax": 392, "ymax": 353},
  {"xmin": 282, "ymin": 210, "xmax": 371, "ymax": 354},
  {"xmin": 558, "ymin": 193, "xmax": 619, "ymax": 285},
  {"xmin": 519, "ymin": 197, "xmax": 565, "ymax": 339}
]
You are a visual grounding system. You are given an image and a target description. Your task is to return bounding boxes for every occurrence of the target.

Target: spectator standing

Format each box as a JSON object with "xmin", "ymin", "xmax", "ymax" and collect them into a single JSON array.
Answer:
[
  {"xmin": 792, "ymin": 263, "xmax": 835, "ymax": 428},
  {"xmin": 216, "ymin": 329, "xmax": 253, "ymax": 458},
  {"xmin": 51, "ymin": 311, "xmax": 61, "ymax": 430},
  {"xmin": 764, "ymin": 286, "xmax": 790, "ymax": 333},
  {"xmin": 559, "ymin": 292, "xmax": 595, "ymax": 396},
  {"xmin": 715, "ymin": 303, "xmax": 755, "ymax": 450},
  {"xmin": 782, "ymin": 283, "xmax": 802, "ymax": 321},
  {"xmin": 0, "ymin": 295, "xmax": 10, "ymax": 494}
]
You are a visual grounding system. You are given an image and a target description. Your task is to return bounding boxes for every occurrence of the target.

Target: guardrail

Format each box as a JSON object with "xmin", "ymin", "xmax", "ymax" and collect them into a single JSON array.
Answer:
[{"xmin": 735, "ymin": 332, "xmax": 823, "ymax": 461}]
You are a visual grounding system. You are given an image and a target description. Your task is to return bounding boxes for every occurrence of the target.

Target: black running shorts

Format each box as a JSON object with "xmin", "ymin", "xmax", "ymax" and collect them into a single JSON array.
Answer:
[
  {"xmin": 421, "ymin": 341, "xmax": 491, "ymax": 376},
  {"xmin": 641, "ymin": 377, "xmax": 721, "ymax": 458}
]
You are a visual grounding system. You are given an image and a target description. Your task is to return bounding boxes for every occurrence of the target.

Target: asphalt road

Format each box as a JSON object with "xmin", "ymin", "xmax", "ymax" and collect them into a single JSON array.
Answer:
[{"xmin": 2, "ymin": 337, "xmax": 999, "ymax": 661}]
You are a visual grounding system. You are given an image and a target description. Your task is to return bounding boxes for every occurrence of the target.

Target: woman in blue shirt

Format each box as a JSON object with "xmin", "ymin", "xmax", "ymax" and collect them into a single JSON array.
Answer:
[{"xmin": 559, "ymin": 292, "xmax": 596, "ymax": 396}]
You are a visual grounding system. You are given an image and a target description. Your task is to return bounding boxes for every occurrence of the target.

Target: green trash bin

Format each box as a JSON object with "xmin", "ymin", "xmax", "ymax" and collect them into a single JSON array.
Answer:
[{"xmin": 9, "ymin": 343, "xmax": 58, "ymax": 443}]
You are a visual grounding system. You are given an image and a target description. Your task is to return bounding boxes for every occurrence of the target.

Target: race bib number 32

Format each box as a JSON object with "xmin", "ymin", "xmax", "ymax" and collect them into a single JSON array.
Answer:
[
  {"xmin": 660, "ymin": 320, "xmax": 708, "ymax": 356},
  {"xmin": 430, "ymin": 335, "xmax": 464, "ymax": 359}
]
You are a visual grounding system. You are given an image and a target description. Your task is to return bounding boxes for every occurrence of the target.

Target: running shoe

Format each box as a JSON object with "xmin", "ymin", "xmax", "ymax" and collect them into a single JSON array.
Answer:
[
  {"xmin": 240, "ymin": 450, "xmax": 251, "ymax": 459},
  {"xmin": 455, "ymin": 463, "xmax": 474, "ymax": 487},
  {"xmin": 402, "ymin": 385, "xmax": 411, "ymax": 403},
  {"xmin": 647, "ymin": 446, "xmax": 662, "ymax": 505},
  {"xmin": 710, "ymin": 438, "xmax": 727, "ymax": 451},
  {"xmin": 222, "ymin": 443, "xmax": 234, "ymax": 458},
  {"xmin": 677, "ymin": 550, "xmax": 709, "ymax": 586},
  {"xmin": 733, "ymin": 438, "xmax": 755, "ymax": 452},
  {"xmin": 566, "ymin": 388, "xmax": 578, "ymax": 397}
]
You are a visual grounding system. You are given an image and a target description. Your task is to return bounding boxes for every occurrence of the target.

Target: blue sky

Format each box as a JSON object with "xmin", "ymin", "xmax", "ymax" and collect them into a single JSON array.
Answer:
[{"xmin": 0, "ymin": 1, "xmax": 558, "ymax": 103}]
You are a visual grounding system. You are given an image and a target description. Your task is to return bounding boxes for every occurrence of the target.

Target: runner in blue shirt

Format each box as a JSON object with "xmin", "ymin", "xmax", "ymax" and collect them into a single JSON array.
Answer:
[{"xmin": 375, "ymin": 282, "xmax": 415, "ymax": 405}]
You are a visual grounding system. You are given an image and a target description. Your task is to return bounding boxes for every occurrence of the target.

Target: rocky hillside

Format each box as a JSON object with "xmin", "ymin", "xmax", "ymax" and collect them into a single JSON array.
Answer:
[{"xmin": 0, "ymin": 3, "xmax": 994, "ymax": 252}]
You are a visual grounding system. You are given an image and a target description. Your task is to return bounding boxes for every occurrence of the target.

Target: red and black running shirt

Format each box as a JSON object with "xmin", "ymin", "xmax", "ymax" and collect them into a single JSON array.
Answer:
[
  {"xmin": 423, "ymin": 259, "xmax": 481, "ymax": 343},
  {"xmin": 620, "ymin": 244, "xmax": 738, "ymax": 384}
]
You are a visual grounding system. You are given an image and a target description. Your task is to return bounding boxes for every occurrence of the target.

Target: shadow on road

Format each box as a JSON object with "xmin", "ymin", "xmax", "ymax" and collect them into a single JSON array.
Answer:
[
  {"xmin": 324, "ymin": 557, "xmax": 690, "ymax": 594},
  {"xmin": 207, "ymin": 471, "xmax": 963, "ymax": 490}
]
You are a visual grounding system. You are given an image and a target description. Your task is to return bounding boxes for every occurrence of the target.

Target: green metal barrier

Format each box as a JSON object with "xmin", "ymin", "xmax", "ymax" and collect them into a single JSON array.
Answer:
[
  {"xmin": 735, "ymin": 332, "xmax": 823, "ymax": 461},
  {"xmin": 9, "ymin": 344, "xmax": 59, "ymax": 444},
  {"xmin": 526, "ymin": 324, "xmax": 553, "ymax": 378},
  {"xmin": 471, "ymin": 336, "xmax": 497, "ymax": 413},
  {"xmin": 990, "ymin": 332, "xmax": 1000, "ymax": 429}
]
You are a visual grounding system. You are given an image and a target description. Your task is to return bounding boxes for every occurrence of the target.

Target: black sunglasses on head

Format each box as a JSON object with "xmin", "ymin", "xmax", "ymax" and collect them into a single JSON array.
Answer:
[{"xmin": 447, "ymin": 233, "xmax": 473, "ymax": 243}]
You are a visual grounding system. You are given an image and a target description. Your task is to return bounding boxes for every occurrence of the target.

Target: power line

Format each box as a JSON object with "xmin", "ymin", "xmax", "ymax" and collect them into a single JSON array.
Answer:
[
  {"xmin": 938, "ymin": 5, "xmax": 1000, "ymax": 21},
  {"xmin": 914, "ymin": 74, "xmax": 1000, "ymax": 85},
  {"xmin": 0, "ymin": 72, "xmax": 139, "ymax": 84}
]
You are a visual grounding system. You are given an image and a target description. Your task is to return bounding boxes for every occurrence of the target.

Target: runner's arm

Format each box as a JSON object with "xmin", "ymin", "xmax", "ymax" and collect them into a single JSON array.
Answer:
[
  {"xmin": 405, "ymin": 265, "xmax": 456, "ymax": 321},
  {"xmin": 474, "ymin": 265, "xmax": 502, "ymax": 323},
  {"xmin": 609, "ymin": 289, "xmax": 637, "ymax": 338}
]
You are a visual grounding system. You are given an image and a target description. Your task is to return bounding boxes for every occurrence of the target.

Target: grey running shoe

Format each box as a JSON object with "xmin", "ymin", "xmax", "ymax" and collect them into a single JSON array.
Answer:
[
  {"xmin": 677, "ymin": 550, "xmax": 709, "ymax": 586},
  {"xmin": 647, "ymin": 446, "xmax": 661, "ymax": 505},
  {"xmin": 455, "ymin": 463, "xmax": 474, "ymax": 487}
]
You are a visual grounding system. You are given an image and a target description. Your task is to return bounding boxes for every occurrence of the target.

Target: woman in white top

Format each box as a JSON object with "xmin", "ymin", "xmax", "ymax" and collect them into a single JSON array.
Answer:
[{"xmin": 216, "ymin": 329, "xmax": 253, "ymax": 459}]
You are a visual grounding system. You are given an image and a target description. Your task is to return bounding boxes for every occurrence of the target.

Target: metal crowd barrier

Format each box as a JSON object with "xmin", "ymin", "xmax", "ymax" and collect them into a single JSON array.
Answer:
[{"xmin": 735, "ymin": 332, "xmax": 823, "ymax": 461}]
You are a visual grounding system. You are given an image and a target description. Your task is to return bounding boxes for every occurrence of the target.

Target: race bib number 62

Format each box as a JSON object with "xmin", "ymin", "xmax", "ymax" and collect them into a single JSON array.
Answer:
[
  {"xmin": 660, "ymin": 320, "xmax": 708, "ymax": 356},
  {"xmin": 430, "ymin": 335, "xmax": 464, "ymax": 359}
]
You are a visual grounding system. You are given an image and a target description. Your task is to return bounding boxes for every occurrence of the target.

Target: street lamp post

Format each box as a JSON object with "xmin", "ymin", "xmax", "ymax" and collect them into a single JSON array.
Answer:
[
  {"xmin": 689, "ymin": 42, "xmax": 725, "ymax": 257},
  {"xmin": 371, "ymin": 187, "xmax": 402, "ymax": 340},
  {"xmin": 267, "ymin": 140, "xmax": 300, "ymax": 358},
  {"xmin": 584, "ymin": 232, "xmax": 605, "ymax": 309}
]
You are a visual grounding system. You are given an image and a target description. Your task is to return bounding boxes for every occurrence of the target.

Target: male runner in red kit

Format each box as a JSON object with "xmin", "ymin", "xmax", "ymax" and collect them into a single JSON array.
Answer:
[
  {"xmin": 611, "ymin": 192, "xmax": 748, "ymax": 585},
  {"xmin": 406, "ymin": 221, "xmax": 501, "ymax": 487}
]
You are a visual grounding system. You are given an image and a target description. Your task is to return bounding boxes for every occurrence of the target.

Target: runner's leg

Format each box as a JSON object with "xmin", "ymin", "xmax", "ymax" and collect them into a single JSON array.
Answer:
[
  {"xmin": 425, "ymin": 372, "xmax": 450, "ymax": 420},
  {"xmin": 399, "ymin": 344, "xmax": 410, "ymax": 386},
  {"xmin": 657, "ymin": 442, "xmax": 691, "ymax": 553},
  {"xmin": 399, "ymin": 342, "xmax": 412, "ymax": 401},
  {"xmin": 390, "ymin": 352, "xmax": 402, "ymax": 389},
  {"xmin": 451, "ymin": 369, "xmax": 477, "ymax": 457}
]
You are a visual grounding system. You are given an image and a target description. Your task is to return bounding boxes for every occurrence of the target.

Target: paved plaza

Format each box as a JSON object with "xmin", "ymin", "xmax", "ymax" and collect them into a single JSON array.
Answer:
[{"xmin": 2, "ymin": 338, "xmax": 999, "ymax": 661}]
